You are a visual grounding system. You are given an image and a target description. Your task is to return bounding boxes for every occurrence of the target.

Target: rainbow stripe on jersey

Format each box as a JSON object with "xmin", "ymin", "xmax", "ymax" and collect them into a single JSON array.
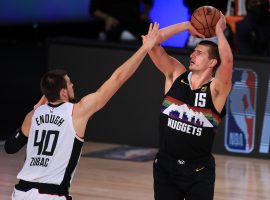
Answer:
[{"xmin": 161, "ymin": 96, "xmax": 222, "ymax": 129}]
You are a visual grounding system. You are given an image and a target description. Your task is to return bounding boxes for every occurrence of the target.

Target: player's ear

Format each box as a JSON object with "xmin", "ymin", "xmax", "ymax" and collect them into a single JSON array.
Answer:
[
  {"xmin": 208, "ymin": 59, "xmax": 217, "ymax": 69},
  {"xmin": 60, "ymin": 88, "xmax": 68, "ymax": 99}
]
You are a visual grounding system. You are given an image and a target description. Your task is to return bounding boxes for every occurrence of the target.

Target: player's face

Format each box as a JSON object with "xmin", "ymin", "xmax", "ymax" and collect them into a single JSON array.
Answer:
[
  {"xmin": 189, "ymin": 45, "xmax": 212, "ymax": 72},
  {"xmin": 64, "ymin": 75, "xmax": 75, "ymax": 101}
]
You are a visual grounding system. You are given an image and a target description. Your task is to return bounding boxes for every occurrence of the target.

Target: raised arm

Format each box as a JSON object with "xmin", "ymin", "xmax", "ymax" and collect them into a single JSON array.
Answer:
[
  {"xmin": 212, "ymin": 13, "xmax": 233, "ymax": 95},
  {"xmin": 147, "ymin": 22, "xmax": 204, "ymax": 93},
  {"xmin": 211, "ymin": 12, "xmax": 233, "ymax": 112},
  {"xmin": 76, "ymin": 23, "xmax": 159, "ymax": 121},
  {"xmin": 158, "ymin": 21, "xmax": 204, "ymax": 44}
]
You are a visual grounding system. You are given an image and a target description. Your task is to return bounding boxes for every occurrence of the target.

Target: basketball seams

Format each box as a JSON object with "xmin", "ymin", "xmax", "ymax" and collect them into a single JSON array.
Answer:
[
  {"xmin": 192, "ymin": 14, "xmax": 205, "ymax": 27},
  {"xmin": 191, "ymin": 6, "xmax": 219, "ymax": 38},
  {"xmin": 210, "ymin": 8, "xmax": 217, "ymax": 36},
  {"xmin": 195, "ymin": 26, "xmax": 215, "ymax": 30},
  {"xmin": 202, "ymin": 6, "xmax": 211, "ymax": 38},
  {"xmin": 210, "ymin": 9, "xmax": 217, "ymax": 26},
  {"xmin": 191, "ymin": 12, "xmax": 206, "ymax": 35}
]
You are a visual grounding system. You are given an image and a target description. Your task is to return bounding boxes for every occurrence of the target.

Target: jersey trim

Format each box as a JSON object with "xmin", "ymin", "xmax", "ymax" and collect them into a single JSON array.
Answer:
[
  {"xmin": 60, "ymin": 138, "xmax": 83, "ymax": 189},
  {"xmin": 69, "ymin": 104, "xmax": 84, "ymax": 142},
  {"xmin": 15, "ymin": 179, "xmax": 69, "ymax": 196}
]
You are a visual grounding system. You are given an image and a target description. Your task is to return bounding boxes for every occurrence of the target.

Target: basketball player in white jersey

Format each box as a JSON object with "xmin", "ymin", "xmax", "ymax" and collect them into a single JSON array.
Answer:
[{"xmin": 4, "ymin": 22, "xmax": 159, "ymax": 200}]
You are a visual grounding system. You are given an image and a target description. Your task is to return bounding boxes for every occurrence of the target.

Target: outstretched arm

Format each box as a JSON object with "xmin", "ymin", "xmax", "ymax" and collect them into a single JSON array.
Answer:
[
  {"xmin": 76, "ymin": 23, "xmax": 159, "ymax": 120},
  {"xmin": 147, "ymin": 22, "xmax": 204, "ymax": 94}
]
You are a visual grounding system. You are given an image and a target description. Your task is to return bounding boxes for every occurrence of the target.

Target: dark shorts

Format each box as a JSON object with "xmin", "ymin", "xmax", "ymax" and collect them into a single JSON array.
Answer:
[{"xmin": 153, "ymin": 152, "xmax": 215, "ymax": 200}]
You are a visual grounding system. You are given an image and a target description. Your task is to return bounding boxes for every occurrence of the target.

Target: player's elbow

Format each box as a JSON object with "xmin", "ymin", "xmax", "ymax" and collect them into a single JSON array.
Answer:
[
  {"xmin": 4, "ymin": 141, "xmax": 19, "ymax": 154},
  {"xmin": 220, "ymin": 58, "xmax": 233, "ymax": 75},
  {"xmin": 112, "ymin": 71, "xmax": 127, "ymax": 86},
  {"xmin": 226, "ymin": 57, "xmax": 233, "ymax": 67},
  {"xmin": 4, "ymin": 129, "xmax": 28, "ymax": 154},
  {"xmin": 223, "ymin": 74, "xmax": 233, "ymax": 88},
  {"xmin": 156, "ymin": 30, "xmax": 166, "ymax": 44},
  {"xmin": 222, "ymin": 51, "xmax": 233, "ymax": 66}
]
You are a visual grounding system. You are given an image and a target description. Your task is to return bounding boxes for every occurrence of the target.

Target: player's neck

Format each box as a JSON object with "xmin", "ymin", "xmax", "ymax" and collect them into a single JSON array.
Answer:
[
  {"xmin": 49, "ymin": 99, "xmax": 68, "ymax": 105},
  {"xmin": 189, "ymin": 71, "xmax": 213, "ymax": 90}
]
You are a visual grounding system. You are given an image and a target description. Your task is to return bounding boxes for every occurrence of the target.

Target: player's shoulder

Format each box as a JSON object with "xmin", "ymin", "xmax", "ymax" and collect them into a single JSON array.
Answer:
[{"xmin": 210, "ymin": 77, "xmax": 231, "ymax": 97}]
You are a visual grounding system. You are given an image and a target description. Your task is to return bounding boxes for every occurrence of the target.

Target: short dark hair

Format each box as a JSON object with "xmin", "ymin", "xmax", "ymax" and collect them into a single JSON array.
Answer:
[
  {"xmin": 198, "ymin": 40, "xmax": 221, "ymax": 75},
  {"xmin": 40, "ymin": 69, "xmax": 68, "ymax": 102}
]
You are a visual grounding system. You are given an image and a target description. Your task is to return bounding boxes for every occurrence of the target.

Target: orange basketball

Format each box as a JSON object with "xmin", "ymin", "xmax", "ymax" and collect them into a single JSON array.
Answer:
[{"xmin": 191, "ymin": 6, "xmax": 221, "ymax": 38}]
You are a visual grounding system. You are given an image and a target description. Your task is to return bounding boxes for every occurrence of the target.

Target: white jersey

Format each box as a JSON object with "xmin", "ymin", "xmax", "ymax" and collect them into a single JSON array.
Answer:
[{"xmin": 17, "ymin": 102, "xmax": 84, "ymax": 188}]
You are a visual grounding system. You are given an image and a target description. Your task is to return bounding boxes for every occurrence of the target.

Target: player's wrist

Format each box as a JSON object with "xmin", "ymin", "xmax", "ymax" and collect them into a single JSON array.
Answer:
[
  {"xmin": 141, "ymin": 43, "xmax": 151, "ymax": 53},
  {"xmin": 183, "ymin": 21, "xmax": 191, "ymax": 30},
  {"xmin": 215, "ymin": 26, "xmax": 224, "ymax": 35}
]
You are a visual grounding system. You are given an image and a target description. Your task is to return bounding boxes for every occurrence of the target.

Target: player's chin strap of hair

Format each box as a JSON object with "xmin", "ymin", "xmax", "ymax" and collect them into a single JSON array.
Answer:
[{"xmin": 4, "ymin": 128, "xmax": 28, "ymax": 154}]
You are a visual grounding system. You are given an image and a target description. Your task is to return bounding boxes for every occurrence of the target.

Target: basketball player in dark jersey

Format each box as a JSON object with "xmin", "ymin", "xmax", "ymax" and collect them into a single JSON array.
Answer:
[
  {"xmin": 143, "ymin": 13, "xmax": 233, "ymax": 200},
  {"xmin": 4, "ymin": 23, "xmax": 159, "ymax": 200}
]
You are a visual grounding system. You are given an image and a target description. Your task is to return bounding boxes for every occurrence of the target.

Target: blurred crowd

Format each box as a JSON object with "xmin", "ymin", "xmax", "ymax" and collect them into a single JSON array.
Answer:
[
  {"xmin": 1, "ymin": 0, "xmax": 268, "ymax": 57},
  {"xmin": 235, "ymin": 0, "xmax": 270, "ymax": 56},
  {"xmin": 87, "ymin": 0, "xmax": 270, "ymax": 57},
  {"xmin": 89, "ymin": 0, "xmax": 153, "ymax": 42},
  {"xmin": 182, "ymin": 0, "xmax": 270, "ymax": 56}
]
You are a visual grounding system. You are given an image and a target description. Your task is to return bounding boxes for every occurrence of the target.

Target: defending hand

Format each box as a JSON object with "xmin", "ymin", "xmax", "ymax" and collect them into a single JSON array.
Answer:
[{"xmin": 141, "ymin": 22, "xmax": 160, "ymax": 52}]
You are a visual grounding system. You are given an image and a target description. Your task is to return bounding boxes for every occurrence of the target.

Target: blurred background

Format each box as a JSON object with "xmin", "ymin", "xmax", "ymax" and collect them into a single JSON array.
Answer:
[{"xmin": 0, "ymin": 0, "xmax": 190, "ymax": 47}]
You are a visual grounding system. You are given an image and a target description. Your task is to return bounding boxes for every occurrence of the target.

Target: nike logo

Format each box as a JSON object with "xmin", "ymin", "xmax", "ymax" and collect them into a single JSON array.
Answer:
[
  {"xmin": 195, "ymin": 166, "xmax": 205, "ymax": 172},
  {"xmin": 181, "ymin": 79, "xmax": 189, "ymax": 85}
]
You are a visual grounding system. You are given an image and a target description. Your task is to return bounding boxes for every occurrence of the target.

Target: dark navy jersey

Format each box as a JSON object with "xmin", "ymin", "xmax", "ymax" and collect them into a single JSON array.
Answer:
[{"xmin": 159, "ymin": 71, "xmax": 225, "ymax": 160}]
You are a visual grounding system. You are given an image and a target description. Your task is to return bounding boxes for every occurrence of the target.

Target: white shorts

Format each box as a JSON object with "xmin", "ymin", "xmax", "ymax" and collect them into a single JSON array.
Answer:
[{"xmin": 12, "ymin": 188, "xmax": 71, "ymax": 200}]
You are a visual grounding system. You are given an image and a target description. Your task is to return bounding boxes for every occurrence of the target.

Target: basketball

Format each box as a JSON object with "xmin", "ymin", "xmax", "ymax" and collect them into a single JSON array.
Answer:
[{"xmin": 191, "ymin": 6, "xmax": 221, "ymax": 38}]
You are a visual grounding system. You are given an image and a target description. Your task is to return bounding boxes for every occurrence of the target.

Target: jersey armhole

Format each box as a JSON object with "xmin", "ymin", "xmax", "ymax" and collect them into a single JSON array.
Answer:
[
  {"xmin": 75, "ymin": 134, "xmax": 84, "ymax": 142},
  {"xmin": 164, "ymin": 71, "xmax": 189, "ymax": 97},
  {"xmin": 209, "ymin": 82, "xmax": 226, "ymax": 117},
  {"xmin": 71, "ymin": 104, "xmax": 84, "ymax": 142}
]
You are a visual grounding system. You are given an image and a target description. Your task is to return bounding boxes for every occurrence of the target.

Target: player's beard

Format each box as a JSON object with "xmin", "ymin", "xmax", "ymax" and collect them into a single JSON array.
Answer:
[
  {"xmin": 68, "ymin": 93, "xmax": 76, "ymax": 103},
  {"xmin": 69, "ymin": 97, "xmax": 76, "ymax": 103}
]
